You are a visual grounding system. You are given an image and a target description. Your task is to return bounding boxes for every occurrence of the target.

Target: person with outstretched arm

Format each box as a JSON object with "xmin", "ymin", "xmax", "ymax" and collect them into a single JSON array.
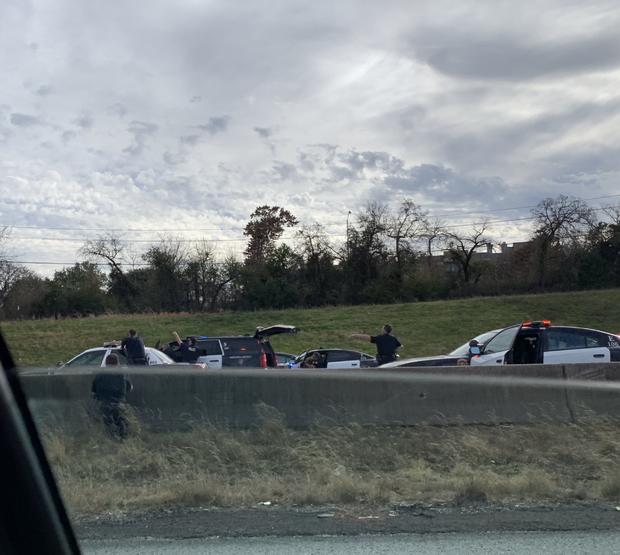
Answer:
[{"xmin": 351, "ymin": 324, "xmax": 402, "ymax": 366}]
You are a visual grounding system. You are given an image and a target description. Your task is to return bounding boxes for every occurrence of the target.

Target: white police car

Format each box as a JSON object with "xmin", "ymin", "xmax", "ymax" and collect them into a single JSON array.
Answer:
[
  {"xmin": 291, "ymin": 348, "xmax": 378, "ymax": 369},
  {"xmin": 58, "ymin": 343, "xmax": 176, "ymax": 369},
  {"xmin": 470, "ymin": 321, "xmax": 620, "ymax": 366},
  {"xmin": 383, "ymin": 321, "xmax": 620, "ymax": 368}
]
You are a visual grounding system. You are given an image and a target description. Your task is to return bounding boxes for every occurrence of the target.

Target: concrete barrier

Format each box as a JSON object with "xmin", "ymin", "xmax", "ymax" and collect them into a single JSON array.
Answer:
[
  {"xmin": 20, "ymin": 363, "xmax": 614, "ymax": 431},
  {"xmin": 563, "ymin": 363, "xmax": 620, "ymax": 420}
]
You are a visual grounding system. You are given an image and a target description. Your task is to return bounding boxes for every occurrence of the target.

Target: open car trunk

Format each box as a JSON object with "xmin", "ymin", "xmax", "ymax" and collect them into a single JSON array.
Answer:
[{"xmin": 254, "ymin": 325, "xmax": 298, "ymax": 339}]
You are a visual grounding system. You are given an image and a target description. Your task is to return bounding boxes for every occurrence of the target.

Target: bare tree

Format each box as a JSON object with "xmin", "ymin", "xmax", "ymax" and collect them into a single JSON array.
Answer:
[
  {"xmin": 186, "ymin": 241, "xmax": 241, "ymax": 311},
  {"xmin": 80, "ymin": 234, "xmax": 137, "ymax": 307},
  {"xmin": 532, "ymin": 195, "xmax": 596, "ymax": 244},
  {"xmin": 602, "ymin": 204, "xmax": 620, "ymax": 226},
  {"xmin": 143, "ymin": 238, "xmax": 188, "ymax": 311},
  {"xmin": 386, "ymin": 199, "xmax": 428, "ymax": 278},
  {"xmin": 296, "ymin": 223, "xmax": 335, "ymax": 302},
  {"xmin": 0, "ymin": 227, "xmax": 29, "ymax": 310},
  {"xmin": 80, "ymin": 233, "xmax": 126, "ymax": 273},
  {"xmin": 421, "ymin": 217, "xmax": 446, "ymax": 256},
  {"xmin": 445, "ymin": 223, "xmax": 491, "ymax": 285},
  {"xmin": 531, "ymin": 195, "xmax": 595, "ymax": 286}
]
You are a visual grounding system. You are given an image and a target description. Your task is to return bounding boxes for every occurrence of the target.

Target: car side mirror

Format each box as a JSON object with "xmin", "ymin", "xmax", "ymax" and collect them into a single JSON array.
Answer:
[
  {"xmin": 468, "ymin": 341, "xmax": 481, "ymax": 358},
  {"xmin": 56, "ymin": 361, "xmax": 63, "ymax": 367}
]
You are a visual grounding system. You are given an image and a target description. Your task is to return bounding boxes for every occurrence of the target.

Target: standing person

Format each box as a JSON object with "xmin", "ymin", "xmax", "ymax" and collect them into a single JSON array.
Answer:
[
  {"xmin": 172, "ymin": 331, "xmax": 198, "ymax": 363},
  {"xmin": 91, "ymin": 353, "xmax": 133, "ymax": 440},
  {"xmin": 121, "ymin": 328, "xmax": 148, "ymax": 365},
  {"xmin": 351, "ymin": 324, "xmax": 402, "ymax": 366}
]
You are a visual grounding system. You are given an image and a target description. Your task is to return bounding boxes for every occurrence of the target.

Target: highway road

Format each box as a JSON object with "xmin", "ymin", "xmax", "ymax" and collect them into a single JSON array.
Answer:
[{"xmin": 82, "ymin": 530, "xmax": 620, "ymax": 554}]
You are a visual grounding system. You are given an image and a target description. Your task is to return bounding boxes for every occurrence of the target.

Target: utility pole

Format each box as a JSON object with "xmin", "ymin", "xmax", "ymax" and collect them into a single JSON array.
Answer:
[{"xmin": 346, "ymin": 210, "xmax": 352, "ymax": 262}]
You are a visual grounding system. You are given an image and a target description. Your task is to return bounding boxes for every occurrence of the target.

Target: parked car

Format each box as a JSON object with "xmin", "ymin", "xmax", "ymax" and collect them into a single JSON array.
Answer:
[
  {"xmin": 275, "ymin": 352, "xmax": 297, "ymax": 368},
  {"xmin": 162, "ymin": 324, "xmax": 297, "ymax": 368},
  {"xmin": 383, "ymin": 321, "xmax": 620, "ymax": 368},
  {"xmin": 58, "ymin": 343, "xmax": 176, "ymax": 369},
  {"xmin": 291, "ymin": 348, "xmax": 378, "ymax": 369}
]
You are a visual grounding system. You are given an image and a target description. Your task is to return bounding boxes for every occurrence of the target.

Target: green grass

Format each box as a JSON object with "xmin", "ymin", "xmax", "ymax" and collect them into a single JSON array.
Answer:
[{"xmin": 4, "ymin": 288, "xmax": 620, "ymax": 367}]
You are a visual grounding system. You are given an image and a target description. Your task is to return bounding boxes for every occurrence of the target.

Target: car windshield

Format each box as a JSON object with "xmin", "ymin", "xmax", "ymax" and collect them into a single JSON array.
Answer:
[
  {"xmin": 4, "ymin": 0, "xmax": 620, "ymax": 552},
  {"xmin": 449, "ymin": 330, "xmax": 502, "ymax": 356},
  {"xmin": 148, "ymin": 349, "xmax": 175, "ymax": 364}
]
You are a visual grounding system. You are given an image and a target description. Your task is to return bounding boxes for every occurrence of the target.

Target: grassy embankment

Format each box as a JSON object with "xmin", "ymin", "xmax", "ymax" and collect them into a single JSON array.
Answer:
[
  {"xmin": 4, "ymin": 288, "xmax": 620, "ymax": 367},
  {"xmin": 43, "ymin": 413, "xmax": 620, "ymax": 517},
  {"xmin": 9, "ymin": 288, "xmax": 620, "ymax": 516}
]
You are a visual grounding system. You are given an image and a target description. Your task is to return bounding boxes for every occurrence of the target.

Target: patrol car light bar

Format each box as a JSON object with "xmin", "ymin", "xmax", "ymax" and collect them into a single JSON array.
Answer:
[{"xmin": 522, "ymin": 320, "xmax": 551, "ymax": 327}]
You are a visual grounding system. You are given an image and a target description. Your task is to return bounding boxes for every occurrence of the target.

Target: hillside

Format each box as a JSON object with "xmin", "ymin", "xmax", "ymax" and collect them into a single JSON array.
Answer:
[{"xmin": 3, "ymin": 288, "xmax": 620, "ymax": 367}]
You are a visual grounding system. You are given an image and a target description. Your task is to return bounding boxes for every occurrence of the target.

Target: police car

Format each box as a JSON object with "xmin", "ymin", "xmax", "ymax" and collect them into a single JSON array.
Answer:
[
  {"xmin": 383, "ymin": 321, "xmax": 620, "ymax": 368},
  {"xmin": 162, "ymin": 325, "xmax": 298, "ymax": 368},
  {"xmin": 57, "ymin": 343, "xmax": 176, "ymax": 369},
  {"xmin": 291, "ymin": 348, "xmax": 378, "ymax": 369}
]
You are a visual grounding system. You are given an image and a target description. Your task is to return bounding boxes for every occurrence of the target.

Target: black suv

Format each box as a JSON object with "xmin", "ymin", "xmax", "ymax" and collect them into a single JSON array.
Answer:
[{"xmin": 161, "ymin": 325, "xmax": 297, "ymax": 368}]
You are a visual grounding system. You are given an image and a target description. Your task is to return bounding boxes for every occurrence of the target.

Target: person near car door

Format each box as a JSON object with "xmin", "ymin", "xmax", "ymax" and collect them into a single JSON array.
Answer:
[
  {"xmin": 172, "ymin": 331, "xmax": 199, "ymax": 363},
  {"xmin": 300, "ymin": 351, "xmax": 321, "ymax": 368},
  {"xmin": 121, "ymin": 329, "xmax": 148, "ymax": 365},
  {"xmin": 351, "ymin": 324, "xmax": 402, "ymax": 366}
]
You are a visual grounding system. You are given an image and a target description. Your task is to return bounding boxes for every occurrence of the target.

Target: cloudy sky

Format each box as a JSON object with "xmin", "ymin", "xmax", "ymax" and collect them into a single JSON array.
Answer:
[{"xmin": 2, "ymin": 0, "xmax": 620, "ymax": 275}]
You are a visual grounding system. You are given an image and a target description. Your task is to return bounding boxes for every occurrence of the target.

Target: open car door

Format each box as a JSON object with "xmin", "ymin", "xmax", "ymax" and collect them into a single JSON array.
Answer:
[{"xmin": 470, "ymin": 325, "xmax": 522, "ymax": 366}]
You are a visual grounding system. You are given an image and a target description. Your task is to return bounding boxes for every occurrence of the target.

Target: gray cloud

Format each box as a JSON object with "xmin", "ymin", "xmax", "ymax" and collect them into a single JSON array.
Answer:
[
  {"xmin": 10, "ymin": 113, "xmax": 43, "ymax": 127},
  {"xmin": 180, "ymin": 134, "xmax": 200, "ymax": 146},
  {"xmin": 73, "ymin": 114, "xmax": 94, "ymax": 129},
  {"xmin": 123, "ymin": 120, "xmax": 158, "ymax": 156},
  {"xmin": 107, "ymin": 103, "xmax": 127, "ymax": 118},
  {"xmin": 434, "ymin": 98, "xmax": 620, "ymax": 174},
  {"xmin": 163, "ymin": 150, "xmax": 186, "ymax": 166},
  {"xmin": 254, "ymin": 126, "xmax": 272, "ymax": 138},
  {"xmin": 3, "ymin": 0, "xmax": 620, "ymax": 273},
  {"xmin": 197, "ymin": 115, "xmax": 230, "ymax": 135},
  {"xmin": 384, "ymin": 163, "xmax": 508, "ymax": 202},
  {"xmin": 35, "ymin": 84, "xmax": 52, "ymax": 96},
  {"xmin": 61, "ymin": 130, "xmax": 77, "ymax": 143},
  {"xmin": 411, "ymin": 25, "xmax": 620, "ymax": 81},
  {"xmin": 272, "ymin": 161, "xmax": 298, "ymax": 181}
]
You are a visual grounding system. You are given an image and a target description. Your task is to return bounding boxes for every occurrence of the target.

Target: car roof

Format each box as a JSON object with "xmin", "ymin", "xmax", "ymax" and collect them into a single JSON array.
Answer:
[
  {"xmin": 299, "ymin": 348, "xmax": 375, "ymax": 356},
  {"xmin": 183, "ymin": 325, "xmax": 297, "ymax": 341},
  {"xmin": 73, "ymin": 346, "xmax": 162, "ymax": 355}
]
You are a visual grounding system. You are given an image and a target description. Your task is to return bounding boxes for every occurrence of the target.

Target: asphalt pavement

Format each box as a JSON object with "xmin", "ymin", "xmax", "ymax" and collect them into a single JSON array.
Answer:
[{"xmin": 81, "ymin": 530, "xmax": 620, "ymax": 554}]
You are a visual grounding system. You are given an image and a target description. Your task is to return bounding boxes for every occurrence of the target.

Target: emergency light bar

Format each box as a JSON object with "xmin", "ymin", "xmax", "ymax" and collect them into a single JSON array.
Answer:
[{"xmin": 521, "ymin": 320, "xmax": 551, "ymax": 327}]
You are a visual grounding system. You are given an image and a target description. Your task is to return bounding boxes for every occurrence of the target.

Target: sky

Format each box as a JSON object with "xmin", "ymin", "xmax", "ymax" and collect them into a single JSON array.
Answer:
[{"xmin": 1, "ymin": 0, "xmax": 620, "ymax": 275}]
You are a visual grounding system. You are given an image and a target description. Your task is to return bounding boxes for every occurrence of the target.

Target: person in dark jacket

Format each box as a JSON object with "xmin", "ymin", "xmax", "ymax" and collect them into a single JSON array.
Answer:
[
  {"xmin": 351, "ymin": 324, "xmax": 402, "ymax": 365},
  {"xmin": 121, "ymin": 328, "xmax": 147, "ymax": 365},
  {"xmin": 91, "ymin": 353, "xmax": 133, "ymax": 439},
  {"xmin": 172, "ymin": 331, "xmax": 198, "ymax": 363}
]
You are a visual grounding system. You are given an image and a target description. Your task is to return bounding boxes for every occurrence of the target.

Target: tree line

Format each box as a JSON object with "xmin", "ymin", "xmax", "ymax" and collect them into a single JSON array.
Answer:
[{"xmin": 1, "ymin": 195, "xmax": 619, "ymax": 319}]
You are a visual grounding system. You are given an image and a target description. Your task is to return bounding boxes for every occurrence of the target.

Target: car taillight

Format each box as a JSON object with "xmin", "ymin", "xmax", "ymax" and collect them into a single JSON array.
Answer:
[
  {"xmin": 274, "ymin": 353, "xmax": 279, "ymax": 366},
  {"xmin": 260, "ymin": 351, "xmax": 267, "ymax": 368}
]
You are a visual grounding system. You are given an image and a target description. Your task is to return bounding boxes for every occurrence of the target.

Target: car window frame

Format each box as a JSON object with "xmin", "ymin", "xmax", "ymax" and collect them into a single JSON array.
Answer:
[{"xmin": 482, "ymin": 325, "xmax": 521, "ymax": 355}]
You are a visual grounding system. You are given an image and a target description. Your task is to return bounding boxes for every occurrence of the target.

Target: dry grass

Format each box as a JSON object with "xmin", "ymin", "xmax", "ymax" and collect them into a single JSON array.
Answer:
[{"xmin": 38, "ymin": 408, "xmax": 620, "ymax": 518}]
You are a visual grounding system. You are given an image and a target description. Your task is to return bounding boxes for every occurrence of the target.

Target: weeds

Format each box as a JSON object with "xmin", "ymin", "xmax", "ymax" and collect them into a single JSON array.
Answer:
[{"xmin": 39, "ymin": 415, "xmax": 620, "ymax": 518}]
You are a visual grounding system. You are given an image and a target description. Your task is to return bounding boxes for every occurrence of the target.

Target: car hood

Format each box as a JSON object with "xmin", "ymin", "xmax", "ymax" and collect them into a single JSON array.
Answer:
[
  {"xmin": 254, "ymin": 325, "xmax": 298, "ymax": 338},
  {"xmin": 381, "ymin": 354, "xmax": 456, "ymax": 368}
]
